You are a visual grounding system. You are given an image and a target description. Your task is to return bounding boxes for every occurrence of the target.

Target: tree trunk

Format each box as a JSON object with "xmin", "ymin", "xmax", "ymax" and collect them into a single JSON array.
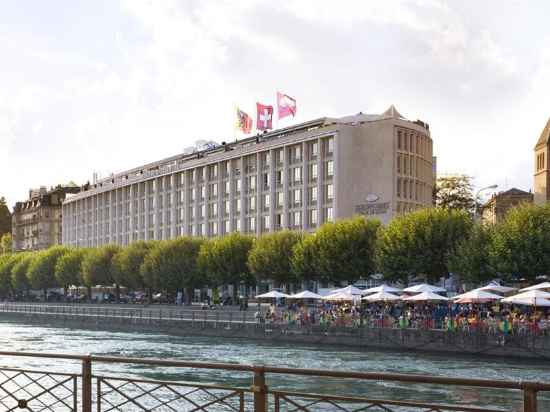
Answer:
[
  {"xmin": 115, "ymin": 284, "xmax": 120, "ymax": 303},
  {"xmin": 147, "ymin": 288, "xmax": 152, "ymax": 305},
  {"xmin": 43, "ymin": 288, "xmax": 48, "ymax": 302},
  {"xmin": 185, "ymin": 287, "xmax": 193, "ymax": 306},
  {"xmin": 87, "ymin": 286, "xmax": 92, "ymax": 303}
]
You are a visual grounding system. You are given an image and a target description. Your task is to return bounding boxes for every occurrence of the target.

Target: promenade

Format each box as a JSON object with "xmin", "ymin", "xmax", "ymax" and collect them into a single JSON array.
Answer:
[{"xmin": 2, "ymin": 302, "xmax": 550, "ymax": 360}]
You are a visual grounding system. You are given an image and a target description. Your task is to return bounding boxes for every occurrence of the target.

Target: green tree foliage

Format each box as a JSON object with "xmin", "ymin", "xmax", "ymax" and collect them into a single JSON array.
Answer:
[
  {"xmin": 435, "ymin": 175, "xmax": 476, "ymax": 212},
  {"xmin": 307, "ymin": 217, "xmax": 380, "ymax": 284},
  {"xmin": 490, "ymin": 204, "xmax": 550, "ymax": 281},
  {"xmin": 291, "ymin": 234, "xmax": 319, "ymax": 283},
  {"xmin": 448, "ymin": 223, "xmax": 495, "ymax": 284},
  {"xmin": 198, "ymin": 233, "xmax": 255, "ymax": 297},
  {"xmin": 0, "ymin": 233, "xmax": 12, "ymax": 254},
  {"xmin": 248, "ymin": 231, "xmax": 303, "ymax": 288},
  {"xmin": 377, "ymin": 208, "xmax": 472, "ymax": 283},
  {"xmin": 0, "ymin": 197, "xmax": 11, "ymax": 237},
  {"xmin": 0, "ymin": 253, "xmax": 18, "ymax": 296},
  {"xmin": 27, "ymin": 246, "xmax": 68, "ymax": 295},
  {"xmin": 11, "ymin": 253, "xmax": 35, "ymax": 296},
  {"xmin": 113, "ymin": 241, "xmax": 154, "ymax": 290},
  {"xmin": 81, "ymin": 245, "xmax": 121, "ymax": 288},
  {"xmin": 141, "ymin": 237, "xmax": 204, "ymax": 302},
  {"xmin": 55, "ymin": 248, "xmax": 88, "ymax": 293}
]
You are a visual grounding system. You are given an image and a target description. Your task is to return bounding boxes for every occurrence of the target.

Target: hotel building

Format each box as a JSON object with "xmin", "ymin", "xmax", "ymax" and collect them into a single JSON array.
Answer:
[{"xmin": 62, "ymin": 106, "xmax": 434, "ymax": 247}]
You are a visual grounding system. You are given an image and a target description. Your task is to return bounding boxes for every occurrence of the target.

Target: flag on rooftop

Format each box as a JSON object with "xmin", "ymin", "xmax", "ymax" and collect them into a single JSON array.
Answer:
[
  {"xmin": 256, "ymin": 102, "xmax": 273, "ymax": 130},
  {"xmin": 277, "ymin": 91, "xmax": 296, "ymax": 119},
  {"xmin": 235, "ymin": 107, "xmax": 253, "ymax": 134}
]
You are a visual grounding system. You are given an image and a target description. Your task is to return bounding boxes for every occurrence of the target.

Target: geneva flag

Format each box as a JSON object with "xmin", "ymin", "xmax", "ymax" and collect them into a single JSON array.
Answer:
[
  {"xmin": 277, "ymin": 91, "xmax": 296, "ymax": 119},
  {"xmin": 256, "ymin": 102, "xmax": 273, "ymax": 130},
  {"xmin": 236, "ymin": 107, "xmax": 253, "ymax": 134}
]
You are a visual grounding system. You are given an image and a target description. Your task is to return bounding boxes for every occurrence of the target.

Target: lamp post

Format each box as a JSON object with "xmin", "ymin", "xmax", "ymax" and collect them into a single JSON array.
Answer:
[{"xmin": 475, "ymin": 184, "xmax": 498, "ymax": 220}]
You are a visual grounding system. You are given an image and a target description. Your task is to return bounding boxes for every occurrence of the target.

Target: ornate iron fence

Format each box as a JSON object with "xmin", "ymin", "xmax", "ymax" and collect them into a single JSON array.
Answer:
[{"xmin": 0, "ymin": 351, "xmax": 547, "ymax": 411}]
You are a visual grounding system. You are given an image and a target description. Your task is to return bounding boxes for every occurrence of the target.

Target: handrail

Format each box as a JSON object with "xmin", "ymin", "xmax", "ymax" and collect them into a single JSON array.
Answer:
[{"xmin": 0, "ymin": 350, "xmax": 549, "ymax": 391}]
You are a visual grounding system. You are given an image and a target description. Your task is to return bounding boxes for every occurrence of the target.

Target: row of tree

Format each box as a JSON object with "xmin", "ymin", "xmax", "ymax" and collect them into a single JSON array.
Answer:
[{"xmin": 1, "ymin": 203, "xmax": 550, "ymax": 302}]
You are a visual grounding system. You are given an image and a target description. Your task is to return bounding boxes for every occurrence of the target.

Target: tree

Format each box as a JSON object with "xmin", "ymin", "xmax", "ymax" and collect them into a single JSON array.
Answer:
[
  {"xmin": 434, "ymin": 175, "xmax": 476, "ymax": 212},
  {"xmin": 291, "ymin": 234, "xmax": 320, "ymax": 285},
  {"xmin": 11, "ymin": 253, "xmax": 35, "ymax": 298},
  {"xmin": 248, "ymin": 231, "xmax": 303, "ymax": 290},
  {"xmin": 81, "ymin": 245, "xmax": 121, "ymax": 301},
  {"xmin": 141, "ymin": 237, "xmax": 204, "ymax": 304},
  {"xmin": 0, "ymin": 253, "xmax": 18, "ymax": 297},
  {"xmin": 311, "ymin": 217, "xmax": 380, "ymax": 284},
  {"xmin": 27, "ymin": 246, "xmax": 68, "ymax": 298},
  {"xmin": 448, "ymin": 223, "xmax": 496, "ymax": 285},
  {"xmin": 0, "ymin": 233, "xmax": 12, "ymax": 254},
  {"xmin": 198, "ymin": 233, "xmax": 254, "ymax": 300},
  {"xmin": 0, "ymin": 197, "xmax": 11, "ymax": 237},
  {"xmin": 490, "ymin": 203, "xmax": 550, "ymax": 281},
  {"xmin": 55, "ymin": 248, "xmax": 88, "ymax": 296},
  {"xmin": 113, "ymin": 241, "xmax": 154, "ymax": 291},
  {"xmin": 377, "ymin": 208, "xmax": 472, "ymax": 283}
]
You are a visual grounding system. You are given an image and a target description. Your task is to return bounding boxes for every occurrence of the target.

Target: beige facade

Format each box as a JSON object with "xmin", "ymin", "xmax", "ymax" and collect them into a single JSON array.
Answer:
[
  {"xmin": 62, "ymin": 106, "xmax": 434, "ymax": 247},
  {"xmin": 534, "ymin": 117, "xmax": 550, "ymax": 205},
  {"xmin": 12, "ymin": 185, "xmax": 80, "ymax": 251},
  {"xmin": 481, "ymin": 188, "xmax": 533, "ymax": 225}
]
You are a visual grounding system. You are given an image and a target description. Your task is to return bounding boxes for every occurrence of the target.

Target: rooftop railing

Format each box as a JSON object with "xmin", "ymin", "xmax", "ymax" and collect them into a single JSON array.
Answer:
[{"xmin": 0, "ymin": 350, "xmax": 548, "ymax": 411}]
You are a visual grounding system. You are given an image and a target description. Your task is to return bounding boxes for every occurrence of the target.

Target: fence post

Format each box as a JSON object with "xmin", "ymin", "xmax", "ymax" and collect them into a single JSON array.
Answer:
[
  {"xmin": 252, "ymin": 366, "xmax": 267, "ymax": 412},
  {"xmin": 82, "ymin": 355, "xmax": 92, "ymax": 412},
  {"xmin": 523, "ymin": 384, "xmax": 538, "ymax": 412}
]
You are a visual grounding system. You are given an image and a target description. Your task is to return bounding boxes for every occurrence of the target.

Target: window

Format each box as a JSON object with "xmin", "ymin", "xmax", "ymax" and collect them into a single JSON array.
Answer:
[
  {"xmin": 326, "ymin": 184, "xmax": 334, "ymax": 201},
  {"xmin": 210, "ymin": 221, "xmax": 218, "ymax": 236},
  {"xmin": 249, "ymin": 196, "xmax": 256, "ymax": 211},
  {"xmin": 327, "ymin": 137, "xmax": 334, "ymax": 154},
  {"xmin": 403, "ymin": 179, "xmax": 408, "ymax": 199},
  {"xmin": 200, "ymin": 186, "xmax": 205, "ymax": 200},
  {"xmin": 264, "ymin": 194, "xmax": 270, "ymax": 208},
  {"xmin": 326, "ymin": 160, "xmax": 334, "ymax": 177},
  {"xmin": 293, "ymin": 211, "xmax": 302, "ymax": 226},
  {"xmin": 276, "ymin": 148, "xmax": 284, "ymax": 164},
  {"xmin": 310, "ymin": 141, "xmax": 319, "ymax": 158},
  {"xmin": 224, "ymin": 220, "xmax": 230, "ymax": 234},
  {"xmin": 262, "ymin": 173, "xmax": 269, "ymax": 189},
  {"xmin": 398, "ymin": 131, "xmax": 402, "ymax": 150},
  {"xmin": 292, "ymin": 145, "xmax": 302, "ymax": 162},
  {"xmin": 310, "ymin": 209, "xmax": 318, "ymax": 226},
  {"xmin": 235, "ymin": 219, "xmax": 241, "ymax": 232},
  {"xmin": 209, "ymin": 203, "xmax": 217, "ymax": 217},
  {"xmin": 248, "ymin": 217, "xmax": 256, "ymax": 232},
  {"xmin": 310, "ymin": 164, "xmax": 318, "ymax": 180},
  {"xmin": 261, "ymin": 152, "xmax": 270, "ymax": 168},
  {"xmin": 276, "ymin": 170, "xmax": 283, "ymax": 185},
  {"xmin": 310, "ymin": 186, "xmax": 318, "ymax": 203},
  {"xmin": 200, "ymin": 204, "xmax": 206, "ymax": 219},
  {"xmin": 326, "ymin": 207, "xmax": 333, "ymax": 222},
  {"xmin": 224, "ymin": 180, "xmax": 230, "ymax": 195},
  {"xmin": 248, "ymin": 175, "xmax": 256, "ymax": 190},
  {"xmin": 262, "ymin": 215, "xmax": 270, "ymax": 231},
  {"xmin": 210, "ymin": 183, "xmax": 218, "ymax": 198},
  {"xmin": 397, "ymin": 178, "xmax": 402, "ymax": 198},
  {"xmin": 276, "ymin": 192, "xmax": 283, "ymax": 207},
  {"xmin": 294, "ymin": 189, "xmax": 302, "ymax": 205},
  {"xmin": 236, "ymin": 179, "xmax": 242, "ymax": 193},
  {"xmin": 397, "ymin": 154, "xmax": 401, "ymax": 174},
  {"xmin": 236, "ymin": 198, "xmax": 241, "ymax": 213},
  {"xmin": 275, "ymin": 214, "xmax": 282, "ymax": 229},
  {"xmin": 224, "ymin": 201, "xmax": 230, "ymax": 215},
  {"xmin": 293, "ymin": 167, "xmax": 302, "ymax": 183}
]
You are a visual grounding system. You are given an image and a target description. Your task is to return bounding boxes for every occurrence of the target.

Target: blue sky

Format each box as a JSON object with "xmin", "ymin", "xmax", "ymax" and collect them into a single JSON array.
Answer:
[{"xmin": 1, "ymin": 0, "xmax": 550, "ymax": 206}]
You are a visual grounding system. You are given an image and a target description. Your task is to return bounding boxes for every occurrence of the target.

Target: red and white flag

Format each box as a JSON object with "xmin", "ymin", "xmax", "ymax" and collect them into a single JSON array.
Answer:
[
  {"xmin": 256, "ymin": 102, "xmax": 273, "ymax": 130},
  {"xmin": 277, "ymin": 91, "xmax": 296, "ymax": 119}
]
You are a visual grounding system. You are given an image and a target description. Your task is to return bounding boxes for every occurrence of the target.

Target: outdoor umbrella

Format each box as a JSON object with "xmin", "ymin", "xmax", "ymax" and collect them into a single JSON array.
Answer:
[
  {"xmin": 363, "ymin": 284, "xmax": 402, "ymax": 295},
  {"xmin": 362, "ymin": 291, "xmax": 401, "ymax": 302},
  {"xmin": 255, "ymin": 291, "xmax": 290, "ymax": 299},
  {"xmin": 402, "ymin": 291, "xmax": 448, "ymax": 302},
  {"xmin": 322, "ymin": 292, "xmax": 355, "ymax": 301},
  {"xmin": 452, "ymin": 289, "xmax": 503, "ymax": 304},
  {"xmin": 501, "ymin": 290, "xmax": 550, "ymax": 306},
  {"xmin": 328, "ymin": 285, "xmax": 366, "ymax": 296},
  {"xmin": 476, "ymin": 283, "xmax": 516, "ymax": 294},
  {"xmin": 519, "ymin": 282, "xmax": 550, "ymax": 292},
  {"xmin": 403, "ymin": 284, "xmax": 447, "ymax": 294},
  {"xmin": 288, "ymin": 290, "xmax": 323, "ymax": 299}
]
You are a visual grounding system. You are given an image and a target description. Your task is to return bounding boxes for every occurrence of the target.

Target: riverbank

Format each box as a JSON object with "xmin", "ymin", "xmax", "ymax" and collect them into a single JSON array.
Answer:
[{"xmin": 2, "ymin": 305, "xmax": 550, "ymax": 360}]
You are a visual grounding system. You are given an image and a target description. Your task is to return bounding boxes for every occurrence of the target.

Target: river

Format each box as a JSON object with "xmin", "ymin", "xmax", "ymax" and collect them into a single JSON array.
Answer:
[{"xmin": 0, "ymin": 319, "xmax": 549, "ymax": 410}]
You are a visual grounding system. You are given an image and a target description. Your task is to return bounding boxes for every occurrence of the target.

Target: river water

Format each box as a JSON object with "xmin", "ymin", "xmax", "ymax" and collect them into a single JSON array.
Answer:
[{"xmin": 0, "ymin": 319, "xmax": 549, "ymax": 410}]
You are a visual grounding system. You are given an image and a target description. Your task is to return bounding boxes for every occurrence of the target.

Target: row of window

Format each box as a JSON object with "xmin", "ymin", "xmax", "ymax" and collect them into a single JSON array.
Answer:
[
  {"xmin": 397, "ymin": 129, "xmax": 431, "ymax": 158},
  {"xmin": 396, "ymin": 153, "xmax": 432, "ymax": 180},
  {"xmin": 396, "ymin": 178, "xmax": 431, "ymax": 202},
  {"xmin": 69, "ymin": 207, "xmax": 335, "ymax": 245}
]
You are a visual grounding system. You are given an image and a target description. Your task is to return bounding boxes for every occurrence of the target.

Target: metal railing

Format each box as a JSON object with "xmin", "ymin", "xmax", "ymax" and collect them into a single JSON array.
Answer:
[{"xmin": 0, "ymin": 351, "xmax": 548, "ymax": 411}]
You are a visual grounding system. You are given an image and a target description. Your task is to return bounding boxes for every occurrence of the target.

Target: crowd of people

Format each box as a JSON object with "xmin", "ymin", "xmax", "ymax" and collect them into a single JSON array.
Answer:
[{"xmin": 257, "ymin": 301, "xmax": 550, "ymax": 336}]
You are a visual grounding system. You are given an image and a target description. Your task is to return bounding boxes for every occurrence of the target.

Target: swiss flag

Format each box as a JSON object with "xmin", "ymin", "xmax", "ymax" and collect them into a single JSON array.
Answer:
[{"xmin": 256, "ymin": 102, "xmax": 273, "ymax": 130}]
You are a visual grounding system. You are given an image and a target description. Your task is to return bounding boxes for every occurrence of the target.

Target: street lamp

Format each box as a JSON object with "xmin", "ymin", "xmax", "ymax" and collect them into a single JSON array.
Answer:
[{"xmin": 475, "ymin": 184, "xmax": 498, "ymax": 220}]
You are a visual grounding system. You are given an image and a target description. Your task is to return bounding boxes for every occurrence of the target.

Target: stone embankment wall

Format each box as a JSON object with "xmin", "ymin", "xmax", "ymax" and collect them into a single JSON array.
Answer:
[{"xmin": 1, "ymin": 308, "xmax": 550, "ymax": 360}]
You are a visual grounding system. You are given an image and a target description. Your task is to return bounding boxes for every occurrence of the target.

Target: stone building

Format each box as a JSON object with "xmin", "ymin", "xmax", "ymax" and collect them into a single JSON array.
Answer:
[
  {"xmin": 481, "ymin": 188, "xmax": 533, "ymax": 224},
  {"xmin": 534, "ymin": 117, "xmax": 550, "ymax": 204},
  {"xmin": 62, "ymin": 106, "xmax": 435, "ymax": 247},
  {"xmin": 12, "ymin": 185, "xmax": 80, "ymax": 251}
]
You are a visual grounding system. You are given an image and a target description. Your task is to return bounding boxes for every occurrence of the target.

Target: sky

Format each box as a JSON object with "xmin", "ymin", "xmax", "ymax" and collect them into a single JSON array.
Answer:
[{"xmin": 1, "ymin": 0, "xmax": 550, "ymax": 207}]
